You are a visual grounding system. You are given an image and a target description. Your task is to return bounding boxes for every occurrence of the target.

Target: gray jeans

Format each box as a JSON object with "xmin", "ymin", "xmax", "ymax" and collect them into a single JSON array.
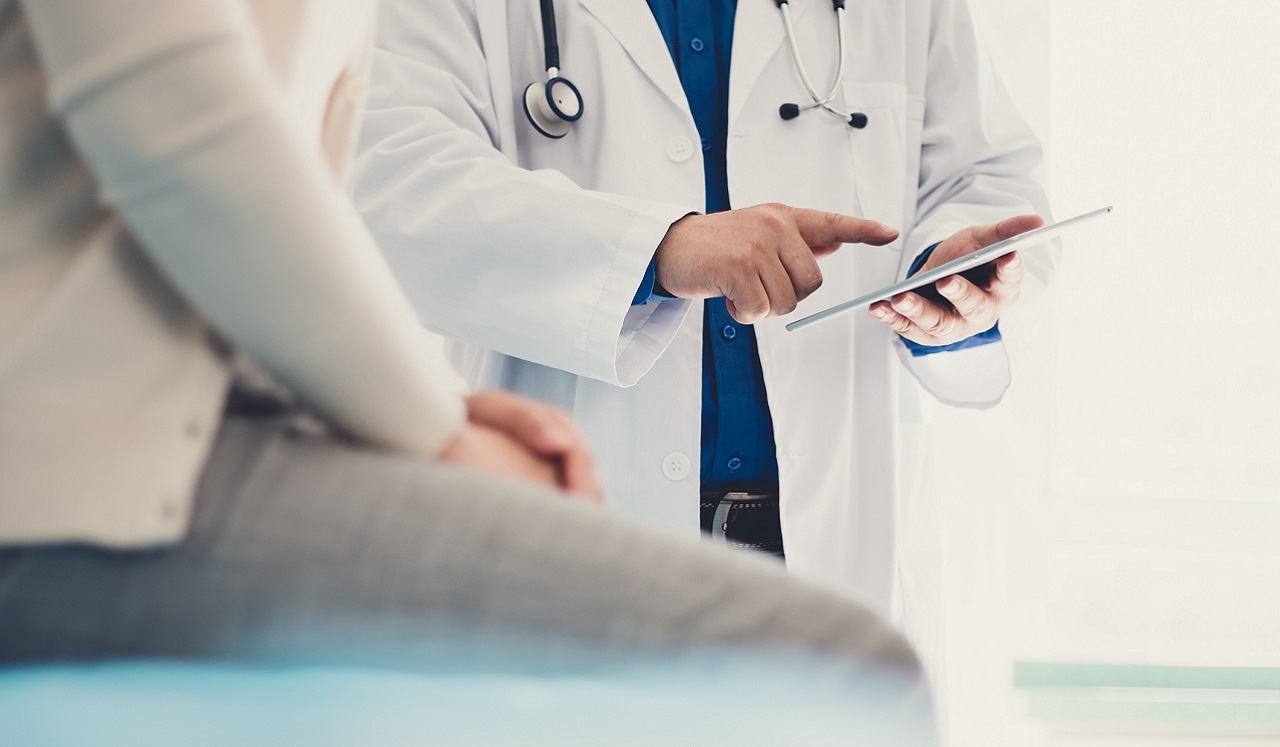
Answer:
[{"xmin": 0, "ymin": 416, "xmax": 921, "ymax": 685}]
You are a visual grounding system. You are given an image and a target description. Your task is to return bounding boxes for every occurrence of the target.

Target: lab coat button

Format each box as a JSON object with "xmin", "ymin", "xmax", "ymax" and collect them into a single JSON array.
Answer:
[
  {"xmin": 721, "ymin": 324, "xmax": 737, "ymax": 341},
  {"xmin": 689, "ymin": 38, "xmax": 705, "ymax": 53},
  {"xmin": 726, "ymin": 456, "xmax": 742, "ymax": 472},
  {"xmin": 665, "ymin": 136, "xmax": 693, "ymax": 163},
  {"xmin": 661, "ymin": 452, "xmax": 691, "ymax": 481}
]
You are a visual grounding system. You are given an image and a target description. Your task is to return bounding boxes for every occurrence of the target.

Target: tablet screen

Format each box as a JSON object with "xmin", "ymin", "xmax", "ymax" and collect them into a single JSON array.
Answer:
[{"xmin": 785, "ymin": 206, "xmax": 1111, "ymax": 332}]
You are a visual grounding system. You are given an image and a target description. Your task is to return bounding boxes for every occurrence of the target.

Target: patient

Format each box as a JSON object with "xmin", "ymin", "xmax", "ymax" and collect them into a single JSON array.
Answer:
[{"xmin": 0, "ymin": 0, "xmax": 926, "ymax": 712}]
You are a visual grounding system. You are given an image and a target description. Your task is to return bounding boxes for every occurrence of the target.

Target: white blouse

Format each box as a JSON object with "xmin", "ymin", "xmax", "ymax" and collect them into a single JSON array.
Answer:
[{"xmin": 0, "ymin": 0, "xmax": 466, "ymax": 546}]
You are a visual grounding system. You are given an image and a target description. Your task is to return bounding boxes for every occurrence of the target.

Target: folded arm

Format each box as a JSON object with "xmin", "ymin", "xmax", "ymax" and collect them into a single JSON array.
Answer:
[{"xmin": 22, "ymin": 0, "xmax": 464, "ymax": 456}]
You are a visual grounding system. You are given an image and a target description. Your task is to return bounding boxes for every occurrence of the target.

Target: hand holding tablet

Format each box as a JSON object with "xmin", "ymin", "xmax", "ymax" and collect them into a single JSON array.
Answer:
[{"xmin": 785, "ymin": 206, "xmax": 1111, "ymax": 333}]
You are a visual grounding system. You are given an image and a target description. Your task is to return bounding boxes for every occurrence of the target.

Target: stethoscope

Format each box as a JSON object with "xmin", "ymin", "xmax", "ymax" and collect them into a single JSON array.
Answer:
[
  {"xmin": 524, "ymin": 0, "xmax": 868, "ymax": 139},
  {"xmin": 776, "ymin": 0, "xmax": 869, "ymax": 129},
  {"xmin": 522, "ymin": 0, "xmax": 584, "ymax": 138}
]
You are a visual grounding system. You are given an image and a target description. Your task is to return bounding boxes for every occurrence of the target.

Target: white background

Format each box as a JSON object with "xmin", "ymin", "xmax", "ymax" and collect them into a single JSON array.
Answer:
[{"xmin": 928, "ymin": 1, "xmax": 1280, "ymax": 743}]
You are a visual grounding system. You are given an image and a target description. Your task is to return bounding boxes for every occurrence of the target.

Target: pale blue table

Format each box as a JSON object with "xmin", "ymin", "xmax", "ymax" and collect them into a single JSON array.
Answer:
[{"xmin": 0, "ymin": 658, "xmax": 930, "ymax": 745}]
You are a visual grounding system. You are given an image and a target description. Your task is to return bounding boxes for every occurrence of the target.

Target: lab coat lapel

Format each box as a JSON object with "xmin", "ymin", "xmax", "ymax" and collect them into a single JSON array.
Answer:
[
  {"xmin": 730, "ymin": 0, "xmax": 808, "ymax": 126},
  {"xmin": 576, "ymin": 0, "xmax": 688, "ymax": 113}
]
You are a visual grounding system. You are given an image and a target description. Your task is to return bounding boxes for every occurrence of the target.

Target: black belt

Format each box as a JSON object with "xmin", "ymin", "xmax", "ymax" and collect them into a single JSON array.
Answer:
[
  {"xmin": 700, "ymin": 488, "xmax": 784, "ymax": 561},
  {"xmin": 223, "ymin": 384, "xmax": 333, "ymax": 440}
]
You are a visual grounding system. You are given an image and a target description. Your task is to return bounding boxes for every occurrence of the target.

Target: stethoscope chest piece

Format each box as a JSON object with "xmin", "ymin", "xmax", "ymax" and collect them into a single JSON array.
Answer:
[
  {"xmin": 523, "ymin": 75, "xmax": 583, "ymax": 139},
  {"xmin": 524, "ymin": 0, "xmax": 863, "ymax": 138},
  {"xmin": 525, "ymin": 0, "xmax": 584, "ymax": 139}
]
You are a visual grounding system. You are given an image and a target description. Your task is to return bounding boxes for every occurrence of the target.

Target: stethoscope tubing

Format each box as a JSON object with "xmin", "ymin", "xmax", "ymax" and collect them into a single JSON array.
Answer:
[
  {"xmin": 781, "ymin": 3, "xmax": 858, "ymax": 123},
  {"xmin": 781, "ymin": 3, "xmax": 846, "ymax": 109},
  {"xmin": 526, "ymin": 0, "xmax": 861, "ymax": 137},
  {"xmin": 539, "ymin": 0, "xmax": 560, "ymax": 72}
]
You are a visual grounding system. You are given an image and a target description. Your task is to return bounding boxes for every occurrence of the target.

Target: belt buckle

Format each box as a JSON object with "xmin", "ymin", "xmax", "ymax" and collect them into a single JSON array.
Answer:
[{"xmin": 711, "ymin": 492, "xmax": 755, "ymax": 545}]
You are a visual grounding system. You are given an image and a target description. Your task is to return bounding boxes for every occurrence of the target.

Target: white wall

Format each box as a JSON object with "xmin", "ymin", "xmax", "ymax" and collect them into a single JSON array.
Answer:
[
  {"xmin": 1039, "ymin": 0, "xmax": 1280, "ymax": 667},
  {"xmin": 927, "ymin": 1, "xmax": 1280, "ymax": 744}
]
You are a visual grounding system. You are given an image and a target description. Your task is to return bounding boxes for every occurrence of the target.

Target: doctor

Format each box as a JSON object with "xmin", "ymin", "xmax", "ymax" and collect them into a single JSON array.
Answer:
[{"xmin": 353, "ymin": 0, "xmax": 1052, "ymax": 610}]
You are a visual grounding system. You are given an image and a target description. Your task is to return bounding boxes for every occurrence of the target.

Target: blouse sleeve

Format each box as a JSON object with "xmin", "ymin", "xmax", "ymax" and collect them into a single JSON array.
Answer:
[{"xmin": 20, "ymin": 0, "xmax": 466, "ymax": 457}]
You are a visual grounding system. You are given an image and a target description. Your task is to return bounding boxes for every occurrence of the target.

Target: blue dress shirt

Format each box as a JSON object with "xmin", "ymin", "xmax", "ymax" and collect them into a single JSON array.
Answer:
[{"xmin": 635, "ymin": 0, "xmax": 999, "ymax": 489}]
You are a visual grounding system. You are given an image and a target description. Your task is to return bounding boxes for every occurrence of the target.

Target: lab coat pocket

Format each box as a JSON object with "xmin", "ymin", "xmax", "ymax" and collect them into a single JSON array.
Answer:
[{"xmin": 840, "ymin": 82, "xmax": 911, "ymax": 233}]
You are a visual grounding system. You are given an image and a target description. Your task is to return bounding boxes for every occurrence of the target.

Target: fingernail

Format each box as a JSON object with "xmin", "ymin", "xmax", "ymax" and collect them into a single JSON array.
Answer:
[
  {"xmin": 1008, "ymin": 254, "xmax": 1021, "ymax": 269},
  {"xmin": 871, "ymin": 308, "xmax": 888, "ymax": 319},
  {"xmin": 897, "ymin": 297, "xmax": 918, "ymax": 312},
  {"xmin": 940, "ymin": 278, "xmax": 959, "ymax": 294}
]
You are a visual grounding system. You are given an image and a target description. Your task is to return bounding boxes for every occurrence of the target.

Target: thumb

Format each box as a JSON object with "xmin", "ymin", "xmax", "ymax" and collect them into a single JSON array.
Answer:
[{"xmin": 969, "ymin": 214, "xmax": 1045, "ymax": 248}]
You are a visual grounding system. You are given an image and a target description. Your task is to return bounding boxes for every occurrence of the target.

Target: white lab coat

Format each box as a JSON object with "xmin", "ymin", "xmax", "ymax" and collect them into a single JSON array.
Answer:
[{"xmin": 353, "ymin": 0, "xmax": 1052, "ymax": 613}]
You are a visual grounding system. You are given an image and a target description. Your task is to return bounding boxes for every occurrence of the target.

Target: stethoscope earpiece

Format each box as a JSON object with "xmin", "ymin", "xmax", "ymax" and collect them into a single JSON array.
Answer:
[
  {"xmin": 776, "ymin": 1, "xmax": 869, "ymax": 130},
  {"xmin": 779, "ymin": 102, "xmax": 869, "ymax": 128}
]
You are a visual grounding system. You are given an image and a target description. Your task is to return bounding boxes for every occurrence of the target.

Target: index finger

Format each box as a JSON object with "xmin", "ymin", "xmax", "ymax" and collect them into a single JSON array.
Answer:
[{"xmin": 790, "ymin": 208, "xmax": 899, "ymax": 248}]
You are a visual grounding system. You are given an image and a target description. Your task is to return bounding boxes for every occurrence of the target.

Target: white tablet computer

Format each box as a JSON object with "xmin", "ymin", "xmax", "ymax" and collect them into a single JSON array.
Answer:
[{"xmin": 784, "ymin": 206, "xmax": 1112, "ymax": 332}]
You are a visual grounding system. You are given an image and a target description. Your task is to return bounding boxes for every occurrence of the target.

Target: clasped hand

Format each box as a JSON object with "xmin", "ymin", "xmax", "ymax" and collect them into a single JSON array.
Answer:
[{"xmin": 440, "ymin": 390, "xmax": 603, "ymax": 502}]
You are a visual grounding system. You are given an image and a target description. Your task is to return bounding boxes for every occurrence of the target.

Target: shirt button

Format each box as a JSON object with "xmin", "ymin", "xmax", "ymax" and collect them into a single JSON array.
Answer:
[
  {"xmin": 726, "ymin": 456, "xmax": 743, "ymax": 472},
  {"xmin": 689, "ymin": 38, "xmax": 705, "ymax": 53},
  {"xmin": 662, "ymin": 452, "xmax": 692, "ymax": 481},
  {"xmin": 701, "ymin": 137, "xmax": 710, "ymax": 152},
  {"xmin": 665, "ymin": 136, "xmax": 693, "ymax": 163},
  {"xmin": 721, "ymin": 324, "xmax": 737, "ymax": 341}
]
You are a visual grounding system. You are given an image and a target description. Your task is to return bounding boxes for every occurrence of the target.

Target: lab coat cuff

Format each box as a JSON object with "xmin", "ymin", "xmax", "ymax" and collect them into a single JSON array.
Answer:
[
  {"xmin": 586, "ymin": 201, "xmax": 695, "ymax": 388},
  {"xmin": 633, "ymin": 211, "xmax": 699, "ymax": 305},
  {"xmin": 907, "ymin": 242, "xmax": 941, "ymax": 278},
  {"xmin": 631, "ymin": 259, "xmax": 658, "ymax": 306},
  {"xmin": 632, "ymin": 258, "xmax": 681, "ymax": 305},
  {"xmin": 896, "ymin": 336, "xmax": 1011, "ymax": 408},
  {"xmin": 902, "ymin": 323, "xmax": 1002, "ymax": 356}
]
